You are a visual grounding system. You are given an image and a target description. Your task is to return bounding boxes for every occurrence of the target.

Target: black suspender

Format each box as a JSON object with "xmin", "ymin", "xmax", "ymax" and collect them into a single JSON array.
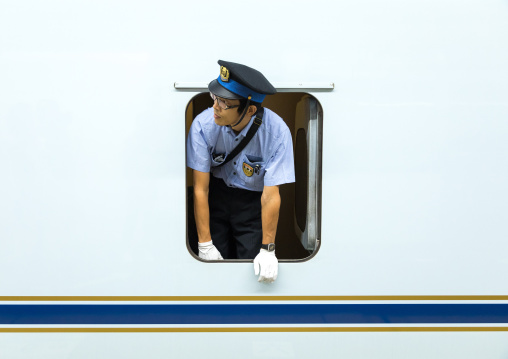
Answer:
[{"xmin": 214, "ymin": 107, "xmax": 264, "ymax": 168}]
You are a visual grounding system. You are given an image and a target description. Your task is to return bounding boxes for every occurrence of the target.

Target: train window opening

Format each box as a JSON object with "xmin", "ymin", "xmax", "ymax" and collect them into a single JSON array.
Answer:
[{"xmin": 185, "ymin": 92, "xmax": 322, "ymax": 261}]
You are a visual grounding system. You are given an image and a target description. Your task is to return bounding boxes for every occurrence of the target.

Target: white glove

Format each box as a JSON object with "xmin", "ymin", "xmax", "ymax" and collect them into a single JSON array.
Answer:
[
  {"xmin": 198, "ymin": 240, "xmax": 224, "ymax": 260},
  {"xmin": 253, "ymin": 249, "xmax": 278, "ymax": 282}
]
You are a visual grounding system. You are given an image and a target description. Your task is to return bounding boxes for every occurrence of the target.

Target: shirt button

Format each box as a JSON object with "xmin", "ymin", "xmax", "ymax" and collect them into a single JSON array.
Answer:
[
  {"xmin": 234, "ymin": 162, "xmax": 236, "ymax": 165},
  {"xmin": 233, "ymin": 172, "xmax": 237, "ymax": 175},
  {"xmin": 235, "ymin": 139, "xmax": 239, "ymax": 141}
]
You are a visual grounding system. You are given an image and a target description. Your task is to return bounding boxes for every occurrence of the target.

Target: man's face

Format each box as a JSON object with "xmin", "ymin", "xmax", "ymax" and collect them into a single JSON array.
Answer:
[{"xmin": 212, "ymin": 95, "xmax": 242, "ymax": 127}]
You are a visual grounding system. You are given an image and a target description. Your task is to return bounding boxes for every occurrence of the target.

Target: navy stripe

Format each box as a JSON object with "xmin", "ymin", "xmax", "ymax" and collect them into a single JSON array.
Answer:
[{"xmin": 1, "ymin": 304, "xmax": 508, "ymax": 325}]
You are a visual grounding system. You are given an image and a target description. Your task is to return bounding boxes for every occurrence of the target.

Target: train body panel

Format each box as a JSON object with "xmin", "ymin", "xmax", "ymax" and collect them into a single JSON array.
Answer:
[{"xmin": 1, "ymin": 0, "xmax": 508, "ymax": 357}]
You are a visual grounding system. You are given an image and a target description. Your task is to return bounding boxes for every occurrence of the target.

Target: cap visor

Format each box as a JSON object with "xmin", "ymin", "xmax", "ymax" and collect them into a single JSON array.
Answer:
[{"xmin": 208, "ymin": 79, "xmax": 244, "ymax": 100}]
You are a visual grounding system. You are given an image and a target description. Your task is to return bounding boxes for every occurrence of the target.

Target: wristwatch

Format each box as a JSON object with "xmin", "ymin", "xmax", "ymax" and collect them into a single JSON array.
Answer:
[{"xmin": 261, "ymin": 243, "xmax": 275, "ymax": 252}]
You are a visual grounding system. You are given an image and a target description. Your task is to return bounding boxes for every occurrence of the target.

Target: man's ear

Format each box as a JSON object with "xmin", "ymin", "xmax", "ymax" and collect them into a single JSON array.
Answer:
[{"xmin": 247, "ymin": 105, "xmax": 258, "ymax": 116}]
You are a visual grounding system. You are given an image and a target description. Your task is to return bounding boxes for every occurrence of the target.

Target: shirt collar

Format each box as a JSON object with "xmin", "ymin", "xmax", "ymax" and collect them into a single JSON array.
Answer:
[{"xmin": 225, "ymin": 115, "xmax": 255, "ymax": 138}]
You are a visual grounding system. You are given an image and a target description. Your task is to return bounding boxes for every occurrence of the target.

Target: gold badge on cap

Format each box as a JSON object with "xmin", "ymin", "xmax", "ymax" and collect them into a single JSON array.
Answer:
[
  {"xmin": 220, "ymin": 66, "xmax": 230, "ymax": 82},
  {"xmin": 242, "ymin": 162, "xmax": 254, "ymax": 177}
]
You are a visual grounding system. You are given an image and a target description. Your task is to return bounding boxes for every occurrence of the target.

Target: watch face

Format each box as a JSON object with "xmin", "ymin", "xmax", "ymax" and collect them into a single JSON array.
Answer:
[{"xmin": 267, "ymin": 243, "xmax": 275, "ymax": 252}]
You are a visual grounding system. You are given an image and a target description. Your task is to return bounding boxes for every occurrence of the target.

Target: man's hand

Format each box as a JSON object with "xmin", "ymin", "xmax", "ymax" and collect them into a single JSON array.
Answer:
[
  {"xmin": 253, "ymin": 249, "xmax": 278, "ymax": 282},
  {"xmin": 198, "ymin": 240, "xmax": 224, "ymax": 260}
]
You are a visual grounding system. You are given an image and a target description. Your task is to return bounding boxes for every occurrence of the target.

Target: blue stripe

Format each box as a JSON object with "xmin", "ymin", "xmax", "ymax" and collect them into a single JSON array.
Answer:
[
  {"xmin": 217, "ymin": 77, "xmax": 266, "ymax": 102},
  {"xmin": 1, "ymin": 304, "xmax": 508, "ymax": 325}
]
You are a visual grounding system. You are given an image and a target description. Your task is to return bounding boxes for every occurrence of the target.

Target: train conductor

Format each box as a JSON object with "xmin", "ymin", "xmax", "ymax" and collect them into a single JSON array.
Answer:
[{"xmin": 186, "ymin": 60, "xmax": 295, "ymax": 282}]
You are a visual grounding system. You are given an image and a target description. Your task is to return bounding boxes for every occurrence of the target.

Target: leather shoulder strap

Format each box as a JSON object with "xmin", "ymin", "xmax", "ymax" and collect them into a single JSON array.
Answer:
[{"xmin": 216, "ymin": 107, "xmax": 264, "ymax": 168}]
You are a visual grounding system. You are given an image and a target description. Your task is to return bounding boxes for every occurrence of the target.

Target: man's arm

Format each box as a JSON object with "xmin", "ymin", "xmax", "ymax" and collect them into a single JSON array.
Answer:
[
  {"xmin": 193, "ymin": 170, "xmax": 223, "ymax": 260},
  {"xmin": 193, "ymin": 170, "xmax": 212, "ymax": 243},
  {"xmin": 261, "ymin": 185, "xmax": 281, "ymax": 245},
  {"xmin": 254, "ymin": 185, "xmax": 280, "ymax": 283}
]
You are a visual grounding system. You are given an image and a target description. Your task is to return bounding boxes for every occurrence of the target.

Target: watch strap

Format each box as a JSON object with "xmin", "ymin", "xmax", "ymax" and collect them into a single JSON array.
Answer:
[{"xmin": 261, "ymin": 243, "xmax": 275, "ymax": 252}]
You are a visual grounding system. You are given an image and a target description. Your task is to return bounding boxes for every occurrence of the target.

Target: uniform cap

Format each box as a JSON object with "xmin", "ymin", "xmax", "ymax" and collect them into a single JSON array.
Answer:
[{"xmin": 208, "ymin": 60, "xmax": 276, "ymax": 103}]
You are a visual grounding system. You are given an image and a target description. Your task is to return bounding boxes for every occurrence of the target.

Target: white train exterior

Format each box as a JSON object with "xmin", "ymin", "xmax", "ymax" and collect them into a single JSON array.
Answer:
[{"xmin": 1, "ymin": 0, "xmax": 508, "ymax": 358}]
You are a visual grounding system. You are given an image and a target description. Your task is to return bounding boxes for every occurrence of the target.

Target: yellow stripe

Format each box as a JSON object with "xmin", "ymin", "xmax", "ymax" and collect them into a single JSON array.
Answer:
[
  {"xmin": 1, "ymin": 327, "xmax": 508, "ymax": 333},
  {"xmin": 1, "ymin": 296, "xmax": 508, "ymax": 301}
]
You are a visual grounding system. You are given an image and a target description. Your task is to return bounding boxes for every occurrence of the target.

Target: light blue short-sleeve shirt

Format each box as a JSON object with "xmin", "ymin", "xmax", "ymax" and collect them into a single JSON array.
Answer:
[{"xmin": 187, "ymin": 107, "xmax": 295, "ymax": 192}]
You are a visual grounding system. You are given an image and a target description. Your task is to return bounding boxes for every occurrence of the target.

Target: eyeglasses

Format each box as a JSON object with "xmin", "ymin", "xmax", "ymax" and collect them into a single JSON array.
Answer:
[{"xmin": 210, "ymin": 92, "xmax": 240, "ymax": 110}]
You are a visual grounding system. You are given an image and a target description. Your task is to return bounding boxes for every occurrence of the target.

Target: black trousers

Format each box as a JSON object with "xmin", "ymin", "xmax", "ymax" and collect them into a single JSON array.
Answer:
[{"xmin": 188, "ymin": 176, "xmax": 263, "ymax": 259}]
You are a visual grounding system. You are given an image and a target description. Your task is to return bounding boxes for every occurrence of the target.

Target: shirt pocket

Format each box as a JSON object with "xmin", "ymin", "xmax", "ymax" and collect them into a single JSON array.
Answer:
[
  {"xmin": 238, "ymin": 154, "xmax": 265, "ymax": 190},
  {"xmin": 210, "ymin": 152, "xmax": 226, "ymax": 166},
  {"xmin": 209, "ymin": 150, "xmax": 226, "ymax": 176}
]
